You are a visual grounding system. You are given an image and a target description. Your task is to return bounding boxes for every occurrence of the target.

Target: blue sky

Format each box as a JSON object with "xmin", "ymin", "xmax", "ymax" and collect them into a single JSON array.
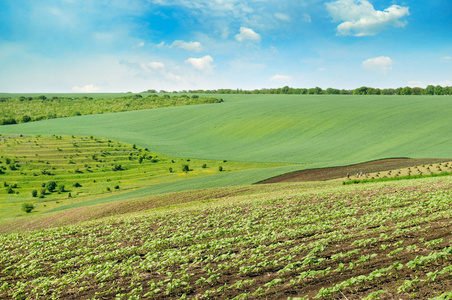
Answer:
[{"xmin": 0, "ymin": 0, "xmax": 450, "ymax": 92}]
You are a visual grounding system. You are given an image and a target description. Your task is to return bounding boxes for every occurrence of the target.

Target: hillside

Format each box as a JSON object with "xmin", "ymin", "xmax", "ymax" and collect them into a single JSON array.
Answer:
[
  {"xmin": 2, "ymin": 95, "xmax": 451, "ymax": 166},
  {"xmin": 1, "ymin": 176, "xmax": 452, "ymax": 299}
]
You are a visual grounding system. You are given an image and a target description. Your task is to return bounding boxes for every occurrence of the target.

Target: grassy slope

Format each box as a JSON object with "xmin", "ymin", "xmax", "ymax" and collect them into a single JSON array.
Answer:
[
  {"xmin": 1, "ymin": 94, "xmax": 451, "ymax": 201},
  {"xmin": 2, "ymin": 95, "xmax": 451, "ymax": 164},
  {"xmin": 2, "ymin": 176, "xmax": 452, "ymax": 299}
]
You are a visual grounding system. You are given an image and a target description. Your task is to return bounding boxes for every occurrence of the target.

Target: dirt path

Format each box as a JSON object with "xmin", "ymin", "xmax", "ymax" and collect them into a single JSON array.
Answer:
[{"xmin": 257, "ymin": 158, "xmax": 451, "ymax": 183}]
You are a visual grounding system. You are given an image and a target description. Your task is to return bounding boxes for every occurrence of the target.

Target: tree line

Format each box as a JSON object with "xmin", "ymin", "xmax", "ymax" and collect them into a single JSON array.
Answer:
[
  {"xmin": 149, "ymin": 85, "xmax": 452, "ymax": 96},
  {"xmin": 0, "ymin": 94, "xmax": 222, "ymax": 125}
]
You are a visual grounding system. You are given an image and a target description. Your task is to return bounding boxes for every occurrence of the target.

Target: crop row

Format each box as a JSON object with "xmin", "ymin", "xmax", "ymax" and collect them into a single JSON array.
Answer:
[{"xmin": 1, "ymin": 177, "xmax": 452, "ymax": 299}]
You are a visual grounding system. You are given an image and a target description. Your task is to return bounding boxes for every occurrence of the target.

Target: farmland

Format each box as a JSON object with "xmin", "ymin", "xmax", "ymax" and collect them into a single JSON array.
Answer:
[
  {"xmin": 1, "ymin": 176, "xmax": 452, "ymax": 299},
  {"xmin": 1, "ymin": 93, "xmax": 452, "ymax": 299},
  {"xmin": 0, "ymin": 134, "xmax": 285, "ymax": 222}
]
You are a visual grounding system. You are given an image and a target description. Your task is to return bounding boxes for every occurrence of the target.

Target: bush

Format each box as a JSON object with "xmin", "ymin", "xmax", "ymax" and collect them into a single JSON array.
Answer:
[
  {"xmin": 169, "ymin": 167, "xmax": 173, "ymax": 173},
  {"xmin": 31, "ymin": 190, "xmax": 38, "ymax": 197},
  {"xmin": 182, "ymin": 165, "xmax": 190, "ymax": 172},
  {"xmin": 73, "ymin": 182, "xmax": 82, "ymax": 188},
  {"xmin": 58, "ymin": 184, "xmax": 65, "ymax": 193},
  {"xmin": 219, "ymin": 166, "xmax": 223, "ymax": 172},
  {"xmin": 22, "ymin": 203, "xmax": 35, "ymax": 213},
  {"xmin": 202, "ymin": 164, "xmax": 207, "ymax": 168},
  {"xmin": 46, "ymin": 181, "xmax": 57, "ymax": 192},
  {"xmin": 6, "ymin": 186, "xmax": 14, "ymax": 194}
]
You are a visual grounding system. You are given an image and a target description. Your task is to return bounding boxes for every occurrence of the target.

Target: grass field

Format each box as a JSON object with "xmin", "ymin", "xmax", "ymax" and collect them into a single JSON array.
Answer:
[
  {"xmin": 1, "ymin": 176, "xmax": 452, "ymax": 299},
  {"xmin": 0, "ymin": 134, "xmax": 286, "ymax": 221},
  {"xmin": 1, "ymin": 95, "xmax": 451, "ymax": 166},
  {"xmin": 1, "ymin": 93, "xmax": 452, "ymax": 299}
]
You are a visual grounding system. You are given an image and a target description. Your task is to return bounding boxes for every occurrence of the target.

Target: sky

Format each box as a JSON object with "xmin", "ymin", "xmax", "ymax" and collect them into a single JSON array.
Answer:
[{"xmin": 0, "ymin": 0, "xmax": 451, "ymax": 93}]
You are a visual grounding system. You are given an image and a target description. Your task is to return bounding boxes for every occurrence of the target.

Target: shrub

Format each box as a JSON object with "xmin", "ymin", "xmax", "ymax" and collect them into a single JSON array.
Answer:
[
  {"xmin": 219, "ymin": 166, "xmax": 223, "ymax": 172},
  {"xmin": 169, "ymin": 167, "xmax": 173, "ymax": 173},
  {"xmin": 21, "ymin": 203, "xmax": 35, "ymax": 213},
  {"xmin": 6, "ymin": 186, "xmax": 14, "ymax": 194},
  {"xmin": 114, "ymin": 185, "xmax": 120, "ymax": 190},
  {"xmin": 182, "ymin": 165, "xmax": 190, "ymax": 172},
  {"xmin": 202, "ymin": 164, "xmax": 207, "ymax": 168},
  {"xmin": 46, "ymin": 181, "xmax": 57, "ymax": 192},
  {"xmin": 58, "ymin": 184, "xmax": 65, "ymax": 193},
  {"xmin": 31, "ymin": 190, "xmax": 38, "ymax": 197},
  {"xmin": 112, "ymin": 164, "xmax": 123, "ymax": 171},
  {"xmin": 73, "ymin": 182, "xmax": 82, "ymax": 188}
]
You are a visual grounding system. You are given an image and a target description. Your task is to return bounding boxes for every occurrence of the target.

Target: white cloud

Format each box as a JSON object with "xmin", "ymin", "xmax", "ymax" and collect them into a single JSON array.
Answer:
[
  {"xmin": 441, "ymin": 56, "xmax": 451, "ymax": 61},
  {"xmin": 136, "ymin": 42, "xmax": 145, "ymax": 47},
  {"xmin": 303, "ymin": 13, "xmax": 312, "ymax": 23},
  {"xmin": 362, "ymin": 56, "xmax": 393, "ymax": 74},
  {"xmin": 171, "ymin": 40, "xmax": 204, "ymax": 52},
  {"xmin": 148, "ymin": 62, "xmax": 165, "ymax": 69},
  {"xmin": 156, "ymin": 42, "xmax": 165, "ymax": 48},
  {"xmin": 166, "ymin": 73, "xmax": 182, "ymax": 81},
  {"xmin": 185, "ymin": 55, "xmax": 215, "ymax": 72},
  {"xmin": 274, "ymin": 13, "xmax": 290, "ymax": 22},
  {"xmin": 270, "ymin": 74, "xmax": 293, "ymax": 82},
  {"xmin": 72, "ymin": 84, "xmax": 100, "ymax": 93},
  {"xmin": 326, "ymin": 0, "xmax": 410, "ymax": 36},
  {"xmin": 407, "ymin": 80, "xmax": 425, "ymax": 88},
  {"xmin": 317, "ymin": 68, "xmax": 326, "ymax": 72},
  {"xmin": 235, "ymin": 27, "xmax": 261, "ymax": 43}
]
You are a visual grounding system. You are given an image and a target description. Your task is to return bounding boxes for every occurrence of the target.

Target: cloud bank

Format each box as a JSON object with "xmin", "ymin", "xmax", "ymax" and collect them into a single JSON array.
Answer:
[{"xmin": 326, "ymin": 0, "xmax": 409, "ymax": 36}]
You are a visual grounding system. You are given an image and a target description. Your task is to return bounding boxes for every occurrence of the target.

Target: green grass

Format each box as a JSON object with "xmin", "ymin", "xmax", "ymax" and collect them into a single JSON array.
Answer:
[
  {"xmin": 343, "ymin": 171, "xmax": 452, "ymax": 185},
  {"xmin": 1, "ymin": 94, "xmax": 451, "ymax": 200},
  {"xmin": 2, "ymin": 176, "xmax": 452, "ymax": 299},
  {"xmin": 2, "ymin": 95, "xmax": 451, "ymax": 164},
  {"xmin": 0, "ymin": 134, "xmax": 287, "ymax": 220}
]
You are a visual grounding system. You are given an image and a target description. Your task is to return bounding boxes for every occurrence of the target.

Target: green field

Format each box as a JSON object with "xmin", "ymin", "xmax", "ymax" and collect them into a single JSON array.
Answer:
[
  {"xmin": 2, "ymin": 95, "xmax": 451, "ymax": 165},
  {"xmin": 1, "ymin": 94, "xmax": 452, "ymax": 299},
  {"xmin": 2, "ymin": 176, "xmax": 452, "ymax": 299},
  {"xmin": 0, "ymin": 134, "xmax": 286, "ymax": 221}
]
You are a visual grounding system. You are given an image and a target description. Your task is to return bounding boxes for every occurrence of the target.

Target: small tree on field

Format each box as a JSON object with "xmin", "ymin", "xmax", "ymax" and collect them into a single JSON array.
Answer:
[
  {"xmin": 31, "ymin": 190, "xmax": 38, "ymax": 197},
  {"xmin": 46, "ymin": 181, "xmax": 57, "ymax": 192},
  {"xmin": 182, "ymin": 165, "xmax": 190, "ymax": 172},
  {"xmin": 22, "ymin": 203, "xmax": 35, "ymax": 213}
]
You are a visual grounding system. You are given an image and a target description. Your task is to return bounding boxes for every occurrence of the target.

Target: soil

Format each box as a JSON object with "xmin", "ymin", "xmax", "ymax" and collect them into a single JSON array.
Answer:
[{"xmin": 257, "ymin": 158, "xmax": 451, "ymax": 184}]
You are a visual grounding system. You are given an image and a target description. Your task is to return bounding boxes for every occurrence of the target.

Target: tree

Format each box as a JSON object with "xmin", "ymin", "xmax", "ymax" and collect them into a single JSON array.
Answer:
[
  {"xmin": 425, "ymin": 85, "xmax": 435, "ymax": 95},
  {"xmin": 21, "ymin": 115, "xmax": 32, "ymax": 123},
  {"xmin": 434, "ymin": 85, "xmax": 443, "ymax": 95},
  {"xmin": 46, "ymin": 181, "xmax": 57, "ymax": 192},
  {"xmin": 400, "ymin": 87, "xmax": 412, "ymax": 95},
  {"xmin": 182, "ymin": 165, "xmax": 190, "ymax": 172},
  {"xmin": 22, "ymin": 203, "xmax": 35, "ymax": 213}
]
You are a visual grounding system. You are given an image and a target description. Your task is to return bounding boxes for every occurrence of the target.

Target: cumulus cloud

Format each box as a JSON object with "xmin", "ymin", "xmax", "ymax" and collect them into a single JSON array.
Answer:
[
  {"xmin": 235, "ymin": 27, "xmax": 261, "ymax": 43},
  {"xmin": 72, "ymin": 84, "xmax": 100, "ymax": 93},
  {"xmin": 326, "ymin": 0, "xmax": 410, "ymax": 36},
  {"xmin": 171, "ymin": 40, "xmax": 204, "ymax": 52},
  {"xmin": 274, "ymin": 13, "xmax": 291, "ymax": 21},
  {"xmin": 270, "ymin": 74, "xmax": 293, "ymax": 82},
  {"xmin": 148, "ymin": 62, "xmax": 165, "ymax": 69},
  {"xmin": 185, "ymin": 55, "xmax": 215, "ymax": 72},
  {"xmin": 362, "ymin": 56, "xmax": 393, "ymax": 74}
]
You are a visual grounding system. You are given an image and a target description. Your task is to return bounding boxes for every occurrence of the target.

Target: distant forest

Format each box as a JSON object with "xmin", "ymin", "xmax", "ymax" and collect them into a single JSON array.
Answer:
[{"xmin": 149, "ymin": 84, "xmax": 452, "ymax": 96}]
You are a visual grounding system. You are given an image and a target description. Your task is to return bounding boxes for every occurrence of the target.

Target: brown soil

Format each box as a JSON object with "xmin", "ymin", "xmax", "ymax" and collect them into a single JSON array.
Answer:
[{"xmin": 257, "ymin": 158, "xmax": 451, "ymax": 184}]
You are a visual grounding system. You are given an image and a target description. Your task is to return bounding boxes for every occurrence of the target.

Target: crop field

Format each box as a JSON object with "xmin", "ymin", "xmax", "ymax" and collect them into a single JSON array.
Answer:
[
  {"xmin": 1, "ymin": 95, "xmax": 451, "ymax": 165},
  {"xmin": 0, "ymin": 134, "xmax": 285, "ymax": 221},
  {"xmin": 1, "ymin": 94, "xmax": 452, "ymax": 299},
  {"xmin": 1, "ymin": 176, "xmax": 452, "ymax": 299}
]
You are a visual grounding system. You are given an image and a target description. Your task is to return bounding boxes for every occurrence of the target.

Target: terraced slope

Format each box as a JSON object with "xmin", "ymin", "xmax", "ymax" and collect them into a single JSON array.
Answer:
[{"xmin": 0, "ymin": 135, "xmax": 285, "ymax": 219}]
